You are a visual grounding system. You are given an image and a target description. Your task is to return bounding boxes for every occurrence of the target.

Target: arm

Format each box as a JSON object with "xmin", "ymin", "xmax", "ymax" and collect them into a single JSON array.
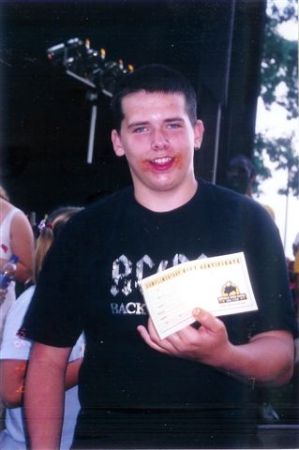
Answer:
[
  {"xmin": 0, "ymin": 357, "xmax": 82, "ymax": 408},
  {"xmin": 24, "ymin": 342, "xmax": 71, "ymax": 450},
  {"xmin": 10, "ymin": 211, "xmax": 35, "ymax": 283},
  {"xmin": 137, "ymin": 308, "xmax": 295, "ymax": 386},
  {"xmin": 65, "ymin": 357, "xmax": 83, "ymax": 390},
  {"xmin": 0, "ymin": 359, "xmax": 27, "ymax": 407}
]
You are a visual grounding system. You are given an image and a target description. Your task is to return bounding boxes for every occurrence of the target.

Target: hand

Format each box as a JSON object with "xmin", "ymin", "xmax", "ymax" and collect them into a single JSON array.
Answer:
[
  {"xmin": 3, "ymin": 262, "xmax": 17, "ymax": 278},
  {"xmin": 137, "ymin": 308, "xmax": 234, "ymax": 368}
]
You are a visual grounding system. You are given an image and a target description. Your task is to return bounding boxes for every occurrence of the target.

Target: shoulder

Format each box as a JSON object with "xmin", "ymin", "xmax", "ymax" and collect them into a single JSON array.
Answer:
[
  {"xmin": 47, "ymin": 187, "xmax": 133, "ymax": 253},
  {"xmin": 66, "ymin": 187, "xmax": 133, "ymax": 229},
  {"xmin": 10, "ymin": 208, "xmax": 33, "ymax": 233},
  {"xmin": 9, "ymin": 206, "xmax": 29, "ymax": 222},
  {"xmin": 198, "ymin": 179, "xmax": 279, "ymax": 240},
  {"xmin": 85, "ymin": 186, "xmax": 133, "ymax": 213},
  {"xmin": 199, "ymin": 179, "xmax": 267, "ymax": 215}
]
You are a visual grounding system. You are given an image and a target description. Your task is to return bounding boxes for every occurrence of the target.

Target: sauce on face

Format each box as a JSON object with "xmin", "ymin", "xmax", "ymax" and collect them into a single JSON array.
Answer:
[{"xmin": 140, "ymin": 154, "xmax": 184, "ymax": 172}]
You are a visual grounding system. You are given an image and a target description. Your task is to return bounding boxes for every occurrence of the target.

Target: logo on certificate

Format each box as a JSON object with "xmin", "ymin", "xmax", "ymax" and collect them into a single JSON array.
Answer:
[{"xmin": 218, "ymin": 281, "xmax": 248, "ymax": 304}]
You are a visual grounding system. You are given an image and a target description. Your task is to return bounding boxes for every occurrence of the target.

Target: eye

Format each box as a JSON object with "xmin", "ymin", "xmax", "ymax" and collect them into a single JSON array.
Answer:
[
  {"xmin": 132, "ymin": 126, "xmax": 148, "ymax": 134},
  {"xmin": 166, "ymin": 121, "xmax": 183, "ymax": 129}
]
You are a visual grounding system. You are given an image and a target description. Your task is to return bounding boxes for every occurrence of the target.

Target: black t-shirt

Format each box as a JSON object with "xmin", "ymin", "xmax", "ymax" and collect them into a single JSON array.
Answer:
[{"xmin": 23, "ymin": 179, "xmax": 297, "ymax": 443}]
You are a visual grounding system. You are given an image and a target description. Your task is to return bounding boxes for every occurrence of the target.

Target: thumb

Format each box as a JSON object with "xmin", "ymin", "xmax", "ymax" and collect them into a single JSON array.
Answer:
[{"xmin": 192, "ymin": 307, "xmax": 223, "ymax": 333}]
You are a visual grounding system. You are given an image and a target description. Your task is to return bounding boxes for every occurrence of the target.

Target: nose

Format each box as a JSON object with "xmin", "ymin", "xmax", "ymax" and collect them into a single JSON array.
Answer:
[{"xmin": 151, "ymin": 128, "xmax": 169, "ymax": 151}]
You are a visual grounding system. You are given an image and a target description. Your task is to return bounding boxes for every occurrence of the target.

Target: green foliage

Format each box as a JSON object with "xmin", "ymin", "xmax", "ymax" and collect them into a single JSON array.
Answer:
[
  {"xmin": 254, "ymin": 132, "xmax": 299, "ymax": 195},
  {"xmin": 254, "ymin": 0, "xmax": 298, "ymax": 196}
]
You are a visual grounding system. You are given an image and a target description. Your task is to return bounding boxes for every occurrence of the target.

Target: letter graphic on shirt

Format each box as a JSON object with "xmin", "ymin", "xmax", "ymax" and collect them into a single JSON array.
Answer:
[
  {"xmin": 136, "ymin": 255, "xmax": 155, "ymax": 282},
  {"xmin": 110, "ymin": 302, "xmax": 147, "ymax": 315},
  {"xmin": 110, "ymin": 255, "xmax": 133, "ymax": 296},
  {"xmin": 110, "ymin": 253, "xmax": 193, "ymax": 298},
  {"xmin": 111, "ymin": 254, "xmax": 156, "ymax": 297},
  {"xmin": 157, "ymin": 260, "xmax": 169, "ymax": 272},
  {"xmin": 173, "ymin": 253, "xmax": 189, "ymax": 265}
]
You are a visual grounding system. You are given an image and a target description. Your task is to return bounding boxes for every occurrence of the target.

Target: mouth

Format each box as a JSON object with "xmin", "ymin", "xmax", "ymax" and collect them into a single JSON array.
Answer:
[{"xmin": 149, "ymin": 156, "xmax": 175, "ymax": 171}]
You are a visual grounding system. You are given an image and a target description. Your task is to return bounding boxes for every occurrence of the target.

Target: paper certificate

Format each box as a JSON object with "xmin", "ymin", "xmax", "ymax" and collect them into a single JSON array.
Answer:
[{"xmin": 138, "ymin": 252, "xmax": 258, "ymax": 339}]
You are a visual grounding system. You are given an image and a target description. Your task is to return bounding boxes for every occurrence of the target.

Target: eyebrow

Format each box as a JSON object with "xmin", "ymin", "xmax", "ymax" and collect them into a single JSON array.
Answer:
[
  {"xmin": 164, "ymin": 117, "xmax": 185, "ymax": 123},
  {"xmin": 127, "ymin": 121, "xmax": 149, "ymax": 130}
]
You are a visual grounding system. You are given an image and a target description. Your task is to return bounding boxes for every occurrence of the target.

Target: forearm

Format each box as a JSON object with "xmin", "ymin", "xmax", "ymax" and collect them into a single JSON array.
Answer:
[
  {"xmin": 0, "ymin": 257, "xmax": 32, "ymax": 284},
  {"xmin": 24, "ymin": 344, "xmax": 70, "ymax": 450},
  {"xmin": 218, "ymin": 331, "xmax": 294, "ymax": 386},
  {"xmin": 0, "ymin": 360, "xmax": 27, "ymax": 408},
  {"xmin": 15, "ymin": 261, "xmax": 33, "ymax": 284},
  {"xmin": 139, "ymin": 311, "xmax": 295, "ymax": 388},
  {"xmin": 1, "ymin": 357, "xmax": 81, "ymax": 409},
  {"xmin": 65, "ymin": 358, "xmax": 82, "ymax": 390}
]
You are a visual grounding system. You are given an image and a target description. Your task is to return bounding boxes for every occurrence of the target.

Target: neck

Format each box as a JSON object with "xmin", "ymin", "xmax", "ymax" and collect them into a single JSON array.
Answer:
[{"xmin": 134, "ymin": 178, "xmax": 198, "ymax": 212}]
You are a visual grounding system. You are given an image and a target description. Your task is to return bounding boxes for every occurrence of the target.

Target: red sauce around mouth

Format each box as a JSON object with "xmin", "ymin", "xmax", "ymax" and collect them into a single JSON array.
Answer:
[{"xmin": 141, "ymin": 155, "xmax": 183, "ymax": 172}]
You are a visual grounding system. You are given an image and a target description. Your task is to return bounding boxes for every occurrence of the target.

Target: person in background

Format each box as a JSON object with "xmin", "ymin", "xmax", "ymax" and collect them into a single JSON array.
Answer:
[
  {"xmin": 224, "ymin": 154, "xmax": 256, "ymax": 196},
  {"xmin": 0, "ymin": 206, "xmax": 85, "ymax": 450},
  {"xmin": 0, "ymin": 185, "xmax": 35, "ymax": 343},
  {"xmin": 224, "ymin": 154, "xmax": 275, "ymax": 220},
  {"xmin": 23, "ymin": 64, "xmax": 296, "ymax": 449}
]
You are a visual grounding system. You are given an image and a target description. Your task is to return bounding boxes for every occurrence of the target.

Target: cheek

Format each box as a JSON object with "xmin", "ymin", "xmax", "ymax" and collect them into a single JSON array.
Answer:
[
  {"xmin": 140, "ymin": 160, "xmax": 152, "ymax": 172},
  {"xmin": 175, "ymin": 154, "xmax": 185, "ymax": 169}
]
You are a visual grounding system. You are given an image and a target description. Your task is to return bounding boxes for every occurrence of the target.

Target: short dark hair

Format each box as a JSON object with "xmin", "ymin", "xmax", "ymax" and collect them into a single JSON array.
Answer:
[
  {"xmin": 228, "ymin": 155, "xmax": 256, "ymax": 178},
  {"xmin": 111, "ymin": 64, "xmax": 198, "ymax": 131}
]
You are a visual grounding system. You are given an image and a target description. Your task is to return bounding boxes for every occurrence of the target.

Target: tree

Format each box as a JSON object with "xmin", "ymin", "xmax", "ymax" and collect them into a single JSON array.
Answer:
[{"xmin": 254, "ymin": 0, "xmax": 298, "ymax": 196}]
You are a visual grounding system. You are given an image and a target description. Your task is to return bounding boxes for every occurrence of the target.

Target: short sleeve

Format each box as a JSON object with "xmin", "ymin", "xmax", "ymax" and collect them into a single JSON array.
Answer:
[
  {"xmin": 243, "ymin": 203, "xmax": 297, "ymax": 337},
  {"xmin": 22, "ymin": 218, "xmax": 87, "ymax": 348}
]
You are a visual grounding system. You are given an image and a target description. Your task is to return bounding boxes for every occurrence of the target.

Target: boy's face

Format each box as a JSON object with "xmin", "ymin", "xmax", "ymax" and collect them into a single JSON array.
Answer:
[{"xmin": 111, "ymin": 90, "xmax": 204, "ymax": 207}]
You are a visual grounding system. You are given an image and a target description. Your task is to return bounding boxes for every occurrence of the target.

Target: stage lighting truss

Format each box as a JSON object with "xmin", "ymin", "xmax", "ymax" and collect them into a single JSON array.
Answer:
[
  {"xmin": 47, "ymin": 37, "xmax": 134, "ymax": 163},
  {"xmin": 47, "ymin": 37, "xmax": 133, "ymax": 97}
]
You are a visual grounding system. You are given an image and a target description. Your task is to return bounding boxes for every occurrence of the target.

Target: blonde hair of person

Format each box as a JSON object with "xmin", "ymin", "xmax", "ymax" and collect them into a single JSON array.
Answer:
[{"xmin": 34, "ymin": 207, "xmax": 83, "ymax": 283}]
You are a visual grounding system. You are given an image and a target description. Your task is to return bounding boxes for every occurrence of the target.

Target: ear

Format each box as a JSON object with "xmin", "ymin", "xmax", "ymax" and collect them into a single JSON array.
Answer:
[
  {"xmin": 194, "ymin": 120, "xmax": 205, "ymax": 150},
  {"xmin": 111, "ymin": 129, "xmax": 125, "ymax": 157}
]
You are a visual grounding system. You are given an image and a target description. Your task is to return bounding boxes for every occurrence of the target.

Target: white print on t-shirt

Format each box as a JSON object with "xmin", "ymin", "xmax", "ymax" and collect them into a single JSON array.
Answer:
[
  {"xmin": 110, "ymin": 253, "xmax": 199, "ymax": 297},
  {"xmin": 13, "ymin": 335, "xmax": 28, "ymax": 349},
  {"xmin": 110, "ymin": 301, "xmax": 147, "ymax": 315},
  {"xmin": 109, "ymin": 253, "xmax": 207, "ymax": 316}
]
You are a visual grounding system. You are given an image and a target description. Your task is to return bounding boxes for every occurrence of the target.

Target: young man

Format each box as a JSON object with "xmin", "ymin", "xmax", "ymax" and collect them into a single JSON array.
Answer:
[{"xmin": 23, "ymin": 65, "xmax": 296, "ymax": 449}]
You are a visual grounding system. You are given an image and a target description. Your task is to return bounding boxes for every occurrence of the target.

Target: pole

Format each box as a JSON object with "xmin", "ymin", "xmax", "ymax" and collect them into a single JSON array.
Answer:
[
  {"xmin": 87, "ymin": 103, "xmax": 98, "ymax": 164},
  {"xmin": 283, "ymin": 168, "xmax": 290, "ymax": 251},
  {"xmin": 211, "ymin": 0, "xmax": 236, "ymax": 184}
]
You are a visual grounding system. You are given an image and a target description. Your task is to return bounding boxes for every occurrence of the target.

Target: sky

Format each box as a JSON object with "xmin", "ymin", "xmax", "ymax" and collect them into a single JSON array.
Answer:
[{"xmin": 253, "ymin": 4, "xmax": 298, "ymax": 259}]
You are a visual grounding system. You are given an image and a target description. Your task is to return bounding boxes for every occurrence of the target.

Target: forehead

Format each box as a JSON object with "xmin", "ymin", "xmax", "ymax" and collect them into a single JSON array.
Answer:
[{"xmin": 121, "ymin": 90, "xmax": 187, "ymax": 118}]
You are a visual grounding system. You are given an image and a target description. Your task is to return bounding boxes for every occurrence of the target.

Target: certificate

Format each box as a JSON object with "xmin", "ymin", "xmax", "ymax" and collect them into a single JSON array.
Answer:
[{"xmin": 138, "ymin": 252, "xmax": 258, "ymax": 339}]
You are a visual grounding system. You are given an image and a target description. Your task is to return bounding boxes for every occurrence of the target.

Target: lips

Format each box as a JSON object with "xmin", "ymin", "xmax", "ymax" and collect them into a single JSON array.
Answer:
[{"xmin": 149, "ymin": 156, "xmax": 175, "ymax": 171}]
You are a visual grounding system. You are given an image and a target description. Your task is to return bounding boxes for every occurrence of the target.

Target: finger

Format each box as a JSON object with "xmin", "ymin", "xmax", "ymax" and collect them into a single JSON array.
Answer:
[
  {"xmin": 192, "ymin": 307, "xmax": 224, "ymax": 333},
  {"xmin": 147, "ymin": 319, "xmax": 189, "ymax": 353},
  {"xmin": 147, "ymin": 318, "xmax": 161, "ymax": 340},
  {"xmin": 137, "ymin": 325, "xmax": 168, "ymax": 354}
]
